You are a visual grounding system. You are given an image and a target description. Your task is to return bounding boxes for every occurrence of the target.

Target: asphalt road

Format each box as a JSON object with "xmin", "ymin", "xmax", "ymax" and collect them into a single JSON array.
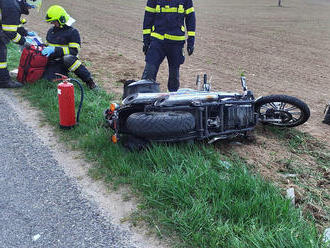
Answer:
[{"xmin": 0, "ymin": 89, "xmax": 137, "ymax": 248}]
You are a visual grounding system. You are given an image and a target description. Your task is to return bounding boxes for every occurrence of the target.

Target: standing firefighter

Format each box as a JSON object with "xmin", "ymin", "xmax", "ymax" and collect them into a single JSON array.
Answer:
[
  {"xmin": 141, "ymin": 0, "xmax": 196, "ymax": 92},
  {"xmin": 0, "ymin": 0, "xmax": 37, "ymax": 88},
  {"xmin": 42, "ymin": 5, "xmax": 98, "ymax": 90},
  {"xmin": 323, "ymin": 102, "xmax": 330, "ymax": 125}
]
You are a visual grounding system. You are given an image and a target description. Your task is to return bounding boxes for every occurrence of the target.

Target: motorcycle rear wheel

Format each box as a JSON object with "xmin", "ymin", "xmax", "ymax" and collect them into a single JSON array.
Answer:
[
  {"xmin": 126, "ymin": 111, "xmax": 195, "ymax": 138},
  {"xmin": 255, "ymin": 95, "xmax": 310, "ymax": 127}
]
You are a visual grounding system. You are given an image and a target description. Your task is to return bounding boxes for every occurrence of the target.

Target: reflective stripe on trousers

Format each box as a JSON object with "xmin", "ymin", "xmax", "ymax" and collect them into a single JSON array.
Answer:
[{"xmin": 0, "ymin": 39, "xmax": 10, "ymax": 81}]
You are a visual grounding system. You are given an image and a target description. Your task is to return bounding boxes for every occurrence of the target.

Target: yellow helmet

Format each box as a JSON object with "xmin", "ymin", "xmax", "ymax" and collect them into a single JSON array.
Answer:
[{"xmin": 45, "ymin": 5, "xmax": 70, "ymax": 25}]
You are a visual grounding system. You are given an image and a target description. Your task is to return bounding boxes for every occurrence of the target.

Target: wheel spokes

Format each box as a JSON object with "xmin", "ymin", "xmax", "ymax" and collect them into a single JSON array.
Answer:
[{"xmin": 259, "ymin": 102, "xmax": 303, "ymax": 125}]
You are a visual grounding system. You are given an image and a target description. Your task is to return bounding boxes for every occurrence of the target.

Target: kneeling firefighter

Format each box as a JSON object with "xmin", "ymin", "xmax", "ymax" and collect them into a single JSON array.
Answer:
[
  {"xmin": 141, "ymin": 0, "xmax": 196, "ymax": 92},
  {"xmin": 42, "ymin": 5, "xmax": 97, "ymax": 90},
  {"xmin": 0, "ymin": 0, "xmax": 38, "ymax": 88}
]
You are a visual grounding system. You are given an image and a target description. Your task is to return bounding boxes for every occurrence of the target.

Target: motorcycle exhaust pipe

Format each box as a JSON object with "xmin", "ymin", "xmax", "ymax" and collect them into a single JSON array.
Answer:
[
  {"xmin": 123, "ymin": 91, "xmax": 239, "ymax": 106},
  {"xmin": 122, "ymin": 92, "xmax": 169, "ymax": 105},
  {"xmin": 154, "ymin": 92, "xmax": 220, "ymax": 107}
]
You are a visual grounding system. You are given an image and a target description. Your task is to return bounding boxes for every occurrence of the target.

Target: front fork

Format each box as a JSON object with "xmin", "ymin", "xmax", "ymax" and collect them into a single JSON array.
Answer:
[{"xmin": 104, "ymin": 108, "xmax": 120, "ymax": 143}]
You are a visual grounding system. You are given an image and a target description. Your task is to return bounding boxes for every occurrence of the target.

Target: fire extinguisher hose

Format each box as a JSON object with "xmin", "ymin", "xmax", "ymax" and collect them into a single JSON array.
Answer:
[{"xmin": 69, "ymin": 78, "xmax": 84, "ymax": 125}]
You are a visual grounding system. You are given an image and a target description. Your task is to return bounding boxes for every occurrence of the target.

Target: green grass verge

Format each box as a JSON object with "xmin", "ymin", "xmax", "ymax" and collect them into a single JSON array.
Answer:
[{"xmin": 7, "ymin": 44, "xmax": 325, "ymax": 247}]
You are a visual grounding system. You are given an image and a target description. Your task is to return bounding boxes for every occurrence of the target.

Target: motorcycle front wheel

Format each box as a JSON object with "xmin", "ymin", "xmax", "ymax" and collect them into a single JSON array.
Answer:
[
  {"xmin": 255, "ymin": 95, "xmax": 310, "ymax": 127},
  {"xmin": 126, "ymin": 111, "xmax": 196, "ymax": 138}
]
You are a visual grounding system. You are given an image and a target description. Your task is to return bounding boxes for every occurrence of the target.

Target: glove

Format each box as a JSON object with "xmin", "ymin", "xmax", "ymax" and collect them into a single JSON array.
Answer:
[
  {"xmin": 143, "ymin": 42, "xmax": 150, "ymax": 55},
  {"xmin": 27, "ymin": 31, "xmax": 36, "ymax": 36},
  {"xmin": 26, "ymin": 3, "xmax": 36, "ymax": 9},
  {"xmin": 187, "ymin": 46, "xmax": 194, "ymax": 56},
  {"xmin": 25, "ymin": 37, "xmax": 33, "ymax": 43},
  {"xmin": 42, "ymin": 46, "xmax": 55, "ymax": 57}
]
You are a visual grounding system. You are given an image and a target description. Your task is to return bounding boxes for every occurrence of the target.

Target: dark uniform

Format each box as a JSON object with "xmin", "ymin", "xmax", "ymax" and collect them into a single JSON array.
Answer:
[
  {"xmin": 17, "ymin": 18, "xmax": 29, "ymax": 37},
  {"xmin": 44, "ymin": 25, "xmax": 94, "ymax": 88},
  {"xmin": 323, "ymin": 103, "xmax": 330, "ymax": 124},
  {"xmin": 0, "ymin": 0, "xmax": 28, "ymax": 87},
  {"xmin": 142, "ymin": 0, "xmax": 196, "ymax": 92}
]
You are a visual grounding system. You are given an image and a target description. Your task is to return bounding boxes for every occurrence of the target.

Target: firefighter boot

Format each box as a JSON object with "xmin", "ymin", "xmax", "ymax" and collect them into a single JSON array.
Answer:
[
  {"xmin": 0, "ymin": 78, "xmax": 24, "ymax": 88},
  {"xmin": 85, "ymin": 78, "xmax": 99, "ymax": 90},
  {"xmin": 323, "ymin": 104, "xmax": 330, "ymax": 125}
]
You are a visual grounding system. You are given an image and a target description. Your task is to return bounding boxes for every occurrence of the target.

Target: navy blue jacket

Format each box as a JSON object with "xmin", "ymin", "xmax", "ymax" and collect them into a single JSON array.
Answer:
[
  {"xmin": 0, "ymin": 0, "xmax": 26, "ymax": 45},
  {"xmin": 45, "ymin": 25, "xmax": 81, "ymax": 59},
  {"xmin": 143, "ymin": 0, "xmax": 196, "ymax": 46}
]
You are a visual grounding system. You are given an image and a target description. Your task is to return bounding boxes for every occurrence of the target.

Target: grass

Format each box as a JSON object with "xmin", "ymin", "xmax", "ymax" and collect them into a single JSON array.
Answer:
[
  {"xmin": 263, "ymin": 126, "xmax": 330, "ymax": 224},
  {"xmin": 7, "ymin": 44, "xmax": 326, "ymax": 247},
  {"xmin": 265, "ymin": 126, "xmax": 330, "ymax": 171}
]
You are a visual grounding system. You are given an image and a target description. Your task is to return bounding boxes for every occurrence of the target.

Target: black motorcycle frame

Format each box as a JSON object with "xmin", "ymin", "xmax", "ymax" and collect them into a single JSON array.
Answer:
[{"xmin": 105, "ymin": 75, "xmax": 310, "ymax": 146}]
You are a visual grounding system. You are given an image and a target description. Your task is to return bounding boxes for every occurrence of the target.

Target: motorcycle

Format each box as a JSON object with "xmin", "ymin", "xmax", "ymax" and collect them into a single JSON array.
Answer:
[{"xmin": 104, "ymin": 75, "xmax": 310, "ymax": 149}]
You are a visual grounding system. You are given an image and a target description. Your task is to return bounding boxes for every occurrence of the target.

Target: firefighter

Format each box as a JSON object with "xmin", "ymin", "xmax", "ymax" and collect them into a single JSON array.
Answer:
[
  {"xmin": 141, "ymin": 0, "xmax": 196, "ymax": 92},
  {"xmin": 17, "ymin": 18, "xmax": 36, "ymax": 38},
  {"xmin": 42, "ymin": 5, "xmax": 98, "ymax": 90},
  {"xmin": 323, "ymin": 102, "xmax": 330, "ymax": 125},
  {"xmin": 0, "ymin": 0, "xmax": 37, "ymax": 88}
]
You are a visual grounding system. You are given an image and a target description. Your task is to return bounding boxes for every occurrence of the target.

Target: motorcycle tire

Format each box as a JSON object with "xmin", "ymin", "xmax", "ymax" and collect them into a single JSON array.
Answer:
[
  {"xmin": 255, "ymin": 94, "xmax": 310, "ymax": 127},
  {"xmin": 126, "ymin": 111, "xmax": 195, "ymax": 138}
]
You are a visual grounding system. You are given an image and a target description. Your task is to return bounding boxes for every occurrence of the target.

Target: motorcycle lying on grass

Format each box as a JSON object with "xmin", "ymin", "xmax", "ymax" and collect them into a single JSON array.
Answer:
[{"xmin": 104, "ymin": 75, "xmax": 310, "ymax": 149}]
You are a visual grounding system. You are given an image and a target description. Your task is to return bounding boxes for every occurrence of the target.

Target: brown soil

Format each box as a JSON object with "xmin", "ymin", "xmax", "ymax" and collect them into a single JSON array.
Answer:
[{"xmin": 27, "ymin": 0, "xmax": 329, "ymax": 230}]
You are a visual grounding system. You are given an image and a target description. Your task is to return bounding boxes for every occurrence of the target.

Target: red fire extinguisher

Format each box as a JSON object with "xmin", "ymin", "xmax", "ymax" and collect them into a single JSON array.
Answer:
[{"xmin": 56, "ymin": 74, "xmax": 84, "ymax": 129}]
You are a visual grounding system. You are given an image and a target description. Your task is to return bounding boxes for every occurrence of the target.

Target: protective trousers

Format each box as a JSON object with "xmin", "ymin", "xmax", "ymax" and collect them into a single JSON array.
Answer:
[
  {"xmin": 0, "ymin": 40, "xmax": 10, "ymax": 84},
  {"xmin": 43, "ymin": 55, "xmax": 91, "ymax": 82},
  {"xmin": 142, "ymin": 40, "xmax": 185, "ymax": 92},
  {"xmin": 323, "ymin": 103, "xmax": 330, "ymax": 125}
]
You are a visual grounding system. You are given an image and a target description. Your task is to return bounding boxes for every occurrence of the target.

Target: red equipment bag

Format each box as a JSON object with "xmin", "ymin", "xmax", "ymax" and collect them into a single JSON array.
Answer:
[{"xmin": 17, "ymin": 45, "xmax": 48, "ymax": 84}]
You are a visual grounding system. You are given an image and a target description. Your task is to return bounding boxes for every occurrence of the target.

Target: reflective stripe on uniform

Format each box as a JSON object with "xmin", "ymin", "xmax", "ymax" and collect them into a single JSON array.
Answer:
[
  {"xmin": 0, "ymin": 62, "xmax": 7, "ymax": 69},
  {"xmin": 151, "ymin": 32, "xmax": 186, "ymax": 41},
  {"xmin": 68, "ymin": 60, "xmax": 82, "ymax": 72},
  {"xmin": 151, "ymin": 32, "xmax": 164, "ymax": 40},
  {"xmin": 62, "ymin": 47, "xmax": 70, "ymax": 55},
  {"xmin": 185, "ymin": 7, "xmax": 194, "ymax": 15},
  {"xmin": 157, "ymin": 5, "xmax": 185, "ymax": 13},
  {"xmin": 161, "ymin": 7, "xmax": 178, "ymax": 13},
  {"xmin": 2, "ymin": 24, "xmax": 18, "ymax": 32},
  {"xmin": 187, "ymin": 31, "xmax": 195, "ymax": 36},
  {"xmin": 68, "ymin": 42, "xmax": 80, "ymax": 51},
  {"xmin": 178, "ymin": 5, "xmax": 185, "ymax": 13},
  {"xmin": 12, "ymin": 33, "xmax": 21, "ymax": 43},
  {"xmin": 145, "ymin": 6, "xmax": 156, "ymax": 13},
  {"xmin": 164, "ymin": 33, "xmax": 185, "ymax": 41},
  {"xmin": 46, "ymin": 42, "xmax": 69, "ymax": 48},
  {"xmin": 143, "ymin": 29, "xmax": 151, "ymax": 34}
]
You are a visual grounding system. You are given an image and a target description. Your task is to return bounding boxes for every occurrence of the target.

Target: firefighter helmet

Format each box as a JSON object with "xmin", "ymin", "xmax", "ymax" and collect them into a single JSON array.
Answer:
[{"xmin": 45, "ymin": 5, "xmax": 70, "ymax": 25}]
